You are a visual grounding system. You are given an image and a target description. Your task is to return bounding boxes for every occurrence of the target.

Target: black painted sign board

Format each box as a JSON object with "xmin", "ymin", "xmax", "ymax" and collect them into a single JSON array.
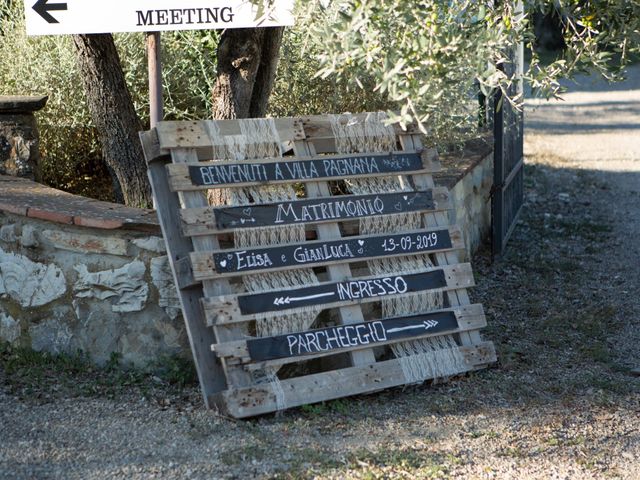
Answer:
[
  {"xmin": 247, "ymin": 310, "xmax": 459, "ymax": 362},
  {"xmin": 214, "ymin": 191, "xmax": 435, "ymax": 230},
  {"xmin": 188, "ymin": 152, "xmax": 424, "ymax": 186},
  {"xmin": 213, "ymin": 229, "xmax": 453, "ymax": 274},
  {"xmin": 237, "ymin": 269, "xmax": 447, "ymax": 315}
]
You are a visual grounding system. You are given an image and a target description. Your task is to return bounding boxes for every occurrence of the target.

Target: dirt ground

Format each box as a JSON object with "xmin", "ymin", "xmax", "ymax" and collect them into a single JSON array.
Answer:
[{"xmin": 1, "ymin": 66, "xmax": 639, "ymax": 479}]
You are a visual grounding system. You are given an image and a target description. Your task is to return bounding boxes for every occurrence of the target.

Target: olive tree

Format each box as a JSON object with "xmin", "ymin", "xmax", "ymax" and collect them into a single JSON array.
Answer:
[{"xmin": 302, "ymin": 0, "xmax": 640, "ymax": 141}]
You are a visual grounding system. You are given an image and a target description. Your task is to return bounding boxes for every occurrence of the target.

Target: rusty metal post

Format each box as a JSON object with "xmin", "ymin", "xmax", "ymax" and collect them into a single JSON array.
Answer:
[{"xmin": 146, "ymin": 32, "xmax": 163, "ymax": 129}]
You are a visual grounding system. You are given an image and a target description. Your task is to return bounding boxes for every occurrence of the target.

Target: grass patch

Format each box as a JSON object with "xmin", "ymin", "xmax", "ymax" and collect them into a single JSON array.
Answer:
[
  {"xmin": 0, "ymin": 342, "xmax": 197, "ymax": 401},
  {"xmin": 271, "ymin": 445, "xmax": 461, "ymax": 479},
  {"xmin": 300, "ymin": 398, "xmax": 352, "ymax": 416},
  {"xmin": 219, "ymin": 444, "xmax": 270, "ymax": 466}
]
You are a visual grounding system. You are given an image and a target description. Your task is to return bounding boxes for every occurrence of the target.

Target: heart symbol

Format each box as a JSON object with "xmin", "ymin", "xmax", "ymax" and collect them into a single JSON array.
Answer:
[
  {"xmin": 220, "ymin": 260, "xmax": 228, "ymax": 268},
  {"xmin": 241, "ymin": 219, "xmax": 246, "ymax": 224},
  {"xmin": 358, "ymin": 240, "xmax": 365, "ymax": 246},
  {"xmin": 243, "ymin": 207, "xmax": 252, "ymax": 216},
  {"xmin": 394, "ymin": 202, "xmax": 403, "ymax": 211},
  {"xmin": 403, "ymin": 195, "xmax": 408, "ymax": 201}
]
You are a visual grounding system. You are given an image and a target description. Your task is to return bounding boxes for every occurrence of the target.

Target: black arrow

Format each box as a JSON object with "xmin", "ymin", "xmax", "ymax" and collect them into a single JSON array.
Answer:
[{"xmin": 33, "ymin": 0, "xmax": 67, "ymax": 24}]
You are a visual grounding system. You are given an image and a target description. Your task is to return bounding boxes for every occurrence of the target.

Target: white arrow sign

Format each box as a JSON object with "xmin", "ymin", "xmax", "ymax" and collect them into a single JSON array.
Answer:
[
  {"xmin": 386, "ymin": 320, "xmax": 439, "ymax": 334},
  {"xmin": 273, "ymin": 292, "xmax": 335, "ymax": 306},
  {"xmin": 25, "ymin": 0, "xmax": 295, "ymax": 36}
]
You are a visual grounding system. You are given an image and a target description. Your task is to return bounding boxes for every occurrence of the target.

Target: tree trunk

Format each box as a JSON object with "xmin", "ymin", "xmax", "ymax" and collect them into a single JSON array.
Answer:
[
  {"xmin": 249, "ymin": 28, "xmax": 285, "ymax": 118},
  {"xmin": 72, "ymin": 34, "xmax": 152, "ymax": 208},
  {"xmin": 211, "ymin": 27, "xmax": 284, "ymax": 120}
]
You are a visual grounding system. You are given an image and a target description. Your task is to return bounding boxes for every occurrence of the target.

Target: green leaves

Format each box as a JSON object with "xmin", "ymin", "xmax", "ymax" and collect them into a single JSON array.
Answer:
[{"xmin": 299, "ymin": 0, "xmax": 640, "ymax": 144}]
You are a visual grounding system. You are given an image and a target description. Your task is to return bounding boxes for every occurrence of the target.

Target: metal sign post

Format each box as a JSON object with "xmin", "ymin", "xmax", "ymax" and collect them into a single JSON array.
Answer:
[{"xmin": 146, "ymin": 32, "xmax": 163, "ymax": 128}]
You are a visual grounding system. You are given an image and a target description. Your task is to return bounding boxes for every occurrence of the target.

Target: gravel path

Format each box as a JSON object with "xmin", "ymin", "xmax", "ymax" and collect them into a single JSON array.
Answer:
[{"xmin": 1, "ymin": 67, "xmax": 639, "ymax": 480}]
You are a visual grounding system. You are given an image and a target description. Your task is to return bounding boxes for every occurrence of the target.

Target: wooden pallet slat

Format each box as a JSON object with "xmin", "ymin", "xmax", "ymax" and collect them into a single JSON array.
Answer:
[
  {"xmin": 166, "ymin": 149, "xmax": 439, "ymax": 191},
  {"xmin": 189, "ymin": 226, "xmax": 465, "ymax": 280},
  {"xmin": 155, "ymin": 118, "xmax": 305, "ymax": 151},
  {"xmin": 216, "ymin": 342, "xmax": 497, "ymax": 418},
  {"xmin": 180, "ymin": 188, "xmax": 450, "ymax": 236},
  {"xmin": 203, "ymin": 263, "xmax": 475, "ymax": 326},
  {"xmin": 213, "ymin": 304, "xmax": 487, "ymax": 366},
  {"xmin": 141, "ymin": 112, "xmax": 496, "ymax": 418}
]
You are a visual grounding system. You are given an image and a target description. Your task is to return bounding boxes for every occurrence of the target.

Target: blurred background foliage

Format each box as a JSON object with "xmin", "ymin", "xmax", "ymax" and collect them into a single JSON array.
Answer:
[
  {"xmin": 301, "ymin": 0, "xmax": 639, "ymax": 141},
  {"xmin": 0, "ymin": 0, "xmax": 389, "ymax": 201},
  {"xmin": 0, "ymin": 0, "xmax": 638, "ymax": 201}
]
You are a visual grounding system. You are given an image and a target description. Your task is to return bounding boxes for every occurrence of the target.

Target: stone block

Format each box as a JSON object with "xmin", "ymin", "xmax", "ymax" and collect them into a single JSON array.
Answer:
[
  {"xmin": 29, "ymin": 317, "xmax": 73, "ymax": 354},
  {"xmin": 150, "ymin": 256, "xmax": 181, "ymax": 319},
  {"xmin": 27, "ymin": 208, "xmax": 73, "ymax": 224},
  {"xmin": 72, "ymin": 301, "xmax": 121, "ymax": 365},
  {"xmin": 0, "ymin": 312, "xmax": 20, "ymax": 344},
  {"xmin": 0, "ymin": 246, "xmax": 66, "ymax": 308},
  {"xmin": 20, "ymin": 224, "xmax": 39, "ymax": 248},
  {"xmin": 74, "ymin": 260, "xmax": 148, "ymax": 313},
  {"xmin": 73, "ymin": 216, "xmax": 124, "ymax": 230},
  {"xmin": 0, "ymin": 96, "xmax": 47, "ymax": 178},
  {"xmin": 132, "ymin": 236, "xmax": 167, "ymax": 254},
  {"xmin": 42, "ymin": 229, "xmax": 128, "ymax": 256},
  {"xmin": 0, "ymin": 224, "xmax": 17, "ymax": 243},
  {"xmin": 0, "ymin": 118, "xmax": 37, "ymax": 178}
]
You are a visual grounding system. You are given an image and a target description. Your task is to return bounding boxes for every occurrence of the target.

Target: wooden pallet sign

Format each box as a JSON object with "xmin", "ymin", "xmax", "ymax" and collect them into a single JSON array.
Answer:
[
  {"xmin": 141, "ymin": 113, "xmax": 495, "ymax": 418},
  {"xmin": 194, "ymin": 227, "xmax": 459, "ymax": 278},
  {"xmin": 180, "ymin": 189, "xmax": 449, "ymax": 235},
  {"xmin": 168, "ymin": 150, "xmax": 436, "ymax": 189}
]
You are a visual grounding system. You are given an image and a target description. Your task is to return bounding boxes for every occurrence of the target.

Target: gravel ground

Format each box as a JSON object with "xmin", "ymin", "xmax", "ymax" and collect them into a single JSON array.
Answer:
[{"xmin": 1, "ymin": 67, "xmax": 639, "ymax": 479}]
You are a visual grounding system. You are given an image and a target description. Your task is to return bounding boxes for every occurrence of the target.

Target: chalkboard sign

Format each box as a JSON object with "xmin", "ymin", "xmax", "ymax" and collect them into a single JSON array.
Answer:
[
  {"xmin": 237, "ymin": 269, "xmax": 447, "ymax": 315},
  {"xmin": 215, "ymin": 191, "xmax": 435, "ymax": 230},
  {"xmin": 188, "ymin": 152, "xmax": 423, "ymax": 186},
  {"xmin": 212, "ymin": 229, "xmax": 453, "ymax": 274},
  {"xmin": 247, "ymin": 310, "xmax": 459, "ymax": 361}
]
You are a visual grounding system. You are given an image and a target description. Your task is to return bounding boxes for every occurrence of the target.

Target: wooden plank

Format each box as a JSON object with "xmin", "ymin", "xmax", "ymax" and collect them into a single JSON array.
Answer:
[
  {"xmin": 155, "ymin": 118, "xmax": 305, "ymax": 151},
  {"xmin": 204, "ymin": 263, "xmax": 475, "ymax": 326},
  {"xmin": 140, "ymin": 130, "xmax": 225, "ymax": 409},
  {"xmin": 166, "ymin": 149, "xmax": 439, "ymax": 191},
  {"xmin": 170, "ymin": 147, "xmax": 254, "ymax": 390},
  {"xmin": 215, "ymin": 341, "xmax": 496, "ymax": 418},
  {"xmin": 174, "ymin": 255, "xmax": 198, "ymax": 289},
  {"xmin": 190, "ymin": 226, "xmax": 464, "ymax": 279},
  {"xmin": 293, "ymin": 138, "xmax": 376, "ymax": 367},
  {"xmin": 213, "ymin": 304, "xmax": 486, "ymax": 365},
  {"xmin": 301, "ymin": 114, "xmax": 421, "ymax": 140},
  {"xmin": 180, "ymin": 188, "xmax": 450, "ymax": 236},
  {"xmin": 242, "ymin": 313, "xmax": 486, "ymax": 371}
]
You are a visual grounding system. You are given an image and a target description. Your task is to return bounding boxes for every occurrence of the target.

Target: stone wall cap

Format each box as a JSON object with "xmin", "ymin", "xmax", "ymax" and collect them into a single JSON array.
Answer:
[
  {"xmin": 0, "ymin": 95, "xmax": 49, "ymax": 113},
  {"xmin": 0, "ymin": 175, "xmax": 160, "ymax": 233}
]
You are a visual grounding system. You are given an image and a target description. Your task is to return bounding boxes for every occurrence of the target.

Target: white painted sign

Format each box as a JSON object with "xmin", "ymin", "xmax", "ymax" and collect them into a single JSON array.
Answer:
[{"xmin": 25, "ymin": 0, "xmax": 295, "ymax": 36}]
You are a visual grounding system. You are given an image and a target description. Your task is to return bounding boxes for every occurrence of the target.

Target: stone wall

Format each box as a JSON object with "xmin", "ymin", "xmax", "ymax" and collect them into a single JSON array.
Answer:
[
  {"xmin": 436, "ymin": 136, "xmax": 493, "ymax": 259},
  {"xmin": 0, "ymin": 137, "xmax": 493, "ymax": 366},
  {"xmin": 448, "ymin": 153, "xmax": 493, "ymax": 258},
  {"xmin": 0, "ymin": 177, "xmax": 187, "ymax": 366}
]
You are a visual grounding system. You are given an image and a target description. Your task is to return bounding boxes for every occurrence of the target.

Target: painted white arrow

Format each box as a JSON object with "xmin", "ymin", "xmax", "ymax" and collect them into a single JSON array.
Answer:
[
  {"xmin": 273, "ymin": 291, "xmax": 335, "ymax": 306},
  {"xmin": 386, "ymin": 320, "xmax": 439, "ymax": 334}
]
